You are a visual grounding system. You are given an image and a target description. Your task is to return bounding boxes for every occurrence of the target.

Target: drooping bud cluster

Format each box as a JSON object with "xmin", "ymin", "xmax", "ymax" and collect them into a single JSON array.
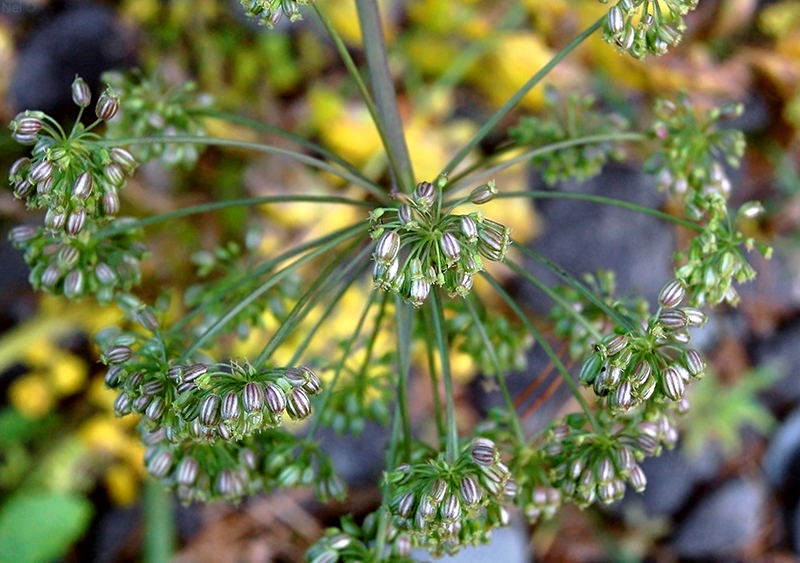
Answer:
[
  {"xmin": 7, "ymin": 77, "xmax": 144, "ymax": 303},
  {"xmin": 643, "ymin": 96, "xmax": 769, "ymax": 306},
  {"xmin": 370, "ymin": 176, "xmax": 510, "ymax": 306},
  {"xmin": 509, "ymin": 87, "xmax": 628, "ymax": 186},
  {"xmin": 578, "ymin": 278, "xmax": 706, "ymax": 409},
  {"xmin": 647, "ymin": 96, "xmax": 746, "ymax": 221},
  {"xmin": 384, "ymin": 438, "xmax": 514, "ymax": 557},
  {"xmin": 601, "ymin": 0, "xmax": 698, "ymax": 58},
  {"xmin": 239, "ymin": 0, "xmax": 310, "ymax": 27},
  {"xmin": 542, "ymin": 413, "xmax": 678, "ymax": 508},
  {"xmin": 102, "ymin": 71, "xmax": 211, "ymax": 168}
]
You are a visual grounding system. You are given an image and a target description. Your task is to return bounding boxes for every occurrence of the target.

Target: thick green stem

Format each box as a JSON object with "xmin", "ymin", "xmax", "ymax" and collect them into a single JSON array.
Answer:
[
  {"xmin": 354, "ymin": 0, "xmax": 415, "ymax": 192},
  {"xmin": 441, "ymin": 17, "xmax": 605, "ymax": 176},
  {"xmin": 394, "ymin": 298, "xmax": 414, "ymax": 461},
  {"xmin": 429, "ymin": 290, "xmax": 458, "ymax": 463},
  {"xmin": 312, "ymin": 4, "xmax": 407, "ymax": 195},
  {"xmin": 143, "ymin": 479, "xmax": 174, "ymax": 563},
  {"xmin": 480, "ymin": 272, "xmax": 600, "ymax": 432}
]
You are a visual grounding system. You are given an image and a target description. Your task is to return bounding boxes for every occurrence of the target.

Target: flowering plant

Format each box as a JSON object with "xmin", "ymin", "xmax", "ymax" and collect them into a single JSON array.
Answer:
[{"xmin": 6, "ymin": 0, "xmax": 769, "ymax": 560}]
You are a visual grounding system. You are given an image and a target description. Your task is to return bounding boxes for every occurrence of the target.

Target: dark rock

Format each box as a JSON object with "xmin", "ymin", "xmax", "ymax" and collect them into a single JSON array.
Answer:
[
  {"xmin": 519, "ymin": 163, "xmax": 674, "ymax": 315},
  {"xmin": 753, "ymin": 322, "xmax": 800, "ymax": 413},
  {"xmin": 762, "ymin": 407, "xmax": 800, "ymax": 492},
  {"xmin": 617, "ymin": 444, "xmax": 724, "ymax": 518},
  {"xmin": 317, "ymin": 421, "xmax": 392, "ymax": 487},
  {"xmin": 9, "ymin": 3, "xmax": 137, "ymax": 119},
  {"xmin": 670, "ymin": 477, "xmax": 767, "ymax": 560}
]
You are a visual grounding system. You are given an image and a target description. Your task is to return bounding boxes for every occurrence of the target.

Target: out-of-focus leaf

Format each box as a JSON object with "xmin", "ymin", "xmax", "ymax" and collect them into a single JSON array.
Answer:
[{"xmin": 0, "ymin": 492, "xmax": 93, "ymax": 563}]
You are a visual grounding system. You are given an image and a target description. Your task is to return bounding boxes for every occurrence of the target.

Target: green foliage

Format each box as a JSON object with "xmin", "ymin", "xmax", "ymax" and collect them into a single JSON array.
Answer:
[{"xmin": 0, "ymin": 492, "xmax": 92, "ymax": 563}]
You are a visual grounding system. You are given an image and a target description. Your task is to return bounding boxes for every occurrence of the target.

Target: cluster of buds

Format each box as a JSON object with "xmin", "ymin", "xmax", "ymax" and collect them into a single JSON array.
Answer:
[
  {"xmin": 306, "ymin": 516, "xmax": 417, "ymax": 563},
  {"xmin": 509, "ymin": 87, "xmax": 628, "ymax": 186},
  {"xmin": 370, "ymin": 176, "xmax": 511, "ymax": 306},
  {"xmin": 102, "ymin": 71, "xmax": 211, "ymax": 168},
  {"xmin": 143, "ymin": 437, "xmax": 265, "ymax": 504},
  {"xmin": 385, "ymin": 438, "xmax": 514, "ymax": 557},
  {"xmin": 602, "ymin": 0, "xmax": 698, "ymax": 59},
  {"xmin": 675, "ymin": 216, "xmax": 768, "ymax": 307},
  {"xmin": 578, "ymin": 278, "xmax": 707, "ymax": 410},
  {"xmin": 102, "ymin": 336, "xmax": 323, "ymax": 445},
  {"xmin": 647, "ymin": 96, "xmax": 746, "ymax": 221},
  {"xmin": 545, "ymin": 414, "xmax": 677, "ymax": 507},
  {"xmin": 238, "ymin": 0, "xmax": 309, "ymax": 27},
  {"xmin": 7, "ymin": 77, "xmax": 144, "ymax": 302}
]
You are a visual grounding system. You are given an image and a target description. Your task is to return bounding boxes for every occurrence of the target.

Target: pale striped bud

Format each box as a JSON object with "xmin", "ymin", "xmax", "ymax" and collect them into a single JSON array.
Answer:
[
  {"xmin": 471, "ymin": 438, "xmax": 497, "ymax": 466},
  {"xmin": 264, "ymin": 382, "xmax": 286, "ymax": 414},
  {"xmin": 199, "ymin": 394, "xmax": 221, "ymax": 426},
  {"xmin": 682, "ymin": 307, "xmax": 706, "ymax": 327},
  {"xmin": 147, "ymin": 449, "xmax": 174, "ymax": 478},
  {"xmin": 72, "ymin": 172, "xmax": 93, "ymax": 200},
  {"xmin": 470, "ymin": 180, "xmax": 497, "ymax": 204},
  {"xmin": 145, "ymin": 396, "xmax": 165, "ymax": 421},
  {"xmin": 71, "ymin": 76, "xmax": 91, "ymax": 107},
  {"xmin": 440, "ymin": 231, "xmax": 461, "ymax": 263},
  {"xmin": 608, "ymin": 5, "xmax": 624, "ymax": 34},
  {"xmin": 375, "ymin": 230, "xmax": 400, "ymax": 265},
  {"xmin": 414, "ymin": 181, "xmax": 436, "ymax": 209},
  {"xmin": 441, "ymin": 493, "xmax": 461, "ymax": 522},
  {"xmin": 96, "ymin": 88, "xmax": 120, "ymax": 121},
  {"xmin": 628, "ymin": 464, "xmax": 647, "ymax": 492},
  {"xmin": 459, "ymin": 475, "xmax": 482, "ymax": 506},
  {"xmin": 110, "ymin": 147, "xmax": 137, "ymax": 172},
  {"xmin": 176, "ymin": 456, "xmax": 199, "ymax": 486},
  {"xmin": 221, "ymin": 391, "xmax": 240, "ymax": 420},
  {"xmin": 662, "ymin": 366, "xmax": 685, "ymax": 400},
  {"xmin": 658, "ymin": 309, "xmax": 687, "ymax": 329},
  {"xmin": 66, "ymin": 208, "xmax": 86, "ymax": 236},
  {"xmin": 29, "ymin": 160, "xmax": 53, "ymax": 184},
  {"xmin": 461, "ymin": 215, "xmax": 478, "ymax": 241},
  {"xmin": 286, "ymin": 387, "xmax": 311, "ymax": 419},
  {"xmin": 243, "ymin": 382, "xmax": 264, "ymax": 413},
  {"xmin": 659, "ymin": 279, "xmax": 686, "ymax": 308},
  {"xmin": 397, "ymin": 491, "xmax": 415, "ymax": 518},
  {"xmin": 104, "ymin": 345, "xmax": 132, "ymax": 364}
]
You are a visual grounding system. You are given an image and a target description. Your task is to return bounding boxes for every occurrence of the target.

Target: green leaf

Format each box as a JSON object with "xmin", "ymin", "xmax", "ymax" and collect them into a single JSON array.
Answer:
[{"xmin": 0, "ymin": 492, "xmax": 93, "ymax": 563}]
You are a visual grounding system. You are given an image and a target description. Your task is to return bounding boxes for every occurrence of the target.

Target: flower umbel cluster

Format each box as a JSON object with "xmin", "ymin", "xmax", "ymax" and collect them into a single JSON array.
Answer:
[
  {"xmin": 384, "ymin": 438, "xmax": 515, "ymax": 557},
  {"xmin": 239, "ymin": 0, "xmax": 310, "ymax": 27},
  {"xmin": 509, "ymin": 87, "xmax": 628, "ymax": 185},
  {"xmin": 7, "ymin": 77, "xmax": 144, "ymax": 303},
  {"xmin": 578, "ymin": 278, "xmax": 706, "ymax": 411},
  {"xmin": 601, "ymin": 0, "xmax": 699, "ymax": 58},
  {"xmin": 103, "ymin": 71, "xmax": 211, "ymax": 168},
  {"xmin": 370, "ymin": 177, "xmax": 510, "ymax": 306}
]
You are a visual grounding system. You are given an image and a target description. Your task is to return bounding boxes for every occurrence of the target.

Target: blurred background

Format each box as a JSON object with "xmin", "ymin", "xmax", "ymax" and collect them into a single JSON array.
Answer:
[{"xmin": 0, "ymin": 0, "xmax": 799, "ymax": 561}]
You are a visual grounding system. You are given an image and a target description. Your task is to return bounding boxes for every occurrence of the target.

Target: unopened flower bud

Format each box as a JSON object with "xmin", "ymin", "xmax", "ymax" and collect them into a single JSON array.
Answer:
[
  {"xmin": 662, "ymin": 366, "xmax": 685, "ymax": 400},
  {"xmin": 96, "ymin": 88, "xmax": 120, "ymax": 121},
  {"xmin": 199, "ymin": 394, "xmax": 221, "ymax": 426},
  {"xmin": 286, "ymin": 387, "xmax": 311, "ymax": 420},
  {"xmin": 105, "ymin": 163, "xmax": 125, "ymax": 187},
  {"xmin": 375, "ymin": 230, "xmax": 400, "ymax": 265},
  {"xmin": 413, "ymin": 181, "xmax": 436, "ymax": 209},
  {"xmin": 104, "ymin": 345, "xmax": 132, "ymax": 364},
  {"xmin": 683, "ymin": 348, "xmax": 705, "ymax": 376},
  {"xmin": 9, "ymin": 225, "xmax": 36, "ymax": 245},
  {"xmin": 147, "ymin": 449, "xmax": 174, "ymax": 478},
  {"xmin": 66, "ymin": 208, "xmax": 87, "ymax": 236},
  {"xmin": 71, "ymin": 76, "xmax": 92, "ymax": 107},
  {"xmin": 470, "ymin": 180, "xmax": 497, "ymax": 204},
  {"xmin": 471, "ymin": 437, "xmax": 497, "ymax": 466},
  {"xmin": 408, "ymin": 278, "xmax": 430, "ymax": 306},
  {"xmin": 682, "ymin": 307, "xmax": 706, "ymax": 327},
  {"xmin": 398, "ymin": 204, "xmax": 413, "ymax": 225},
  {"xmin": 72, "ymin": 172, "xmax": 93, "ymax": 200},
  {"xmin": 264, "ymin": 382, "xmax": 287, "ymax": 414},
  {"xmin": 110, "ymin": 147, "xmax": 137, "ymax": 172},
  {"xmin": 440, "ymin": 231, "xmax": 461, "ymax": 262},
  {"xmin": 29, "ymin": 160, "xmax": 54, "ymax": 184},
  {"xmin": 461, "ymin": 215, "xmax": 478, "ymax": 241},
  {"xmin": 13, "ymin": 115, "xmax": 42, "ymax": 136},
  {"xmin": 62, "ymin": 270, "xmax": 83, "ymax": 298},
  {"xmin": 221, "ymin": 391, "xmax": 240, "ymax": 421},
  {"xmin": 658, "ymin": 309, "xmax": 687, "ymax": 329},
  {"xmin": 608, "ymin": 5, "xmax": 624, "ymax": 34},
  {"xmin": 176, "ymin": 456, "xmax": 199, "ymax": 486},
  {"xmin": 103, "ymin": 190, "xmax": 120, "ymax": 215},
  {"xmin": 459, "ymin": 475, "xmax": 482, "ymax": 506},
  {"xmin": 658, "ymin": 279, "xmax": 686, "ymax": 309}
]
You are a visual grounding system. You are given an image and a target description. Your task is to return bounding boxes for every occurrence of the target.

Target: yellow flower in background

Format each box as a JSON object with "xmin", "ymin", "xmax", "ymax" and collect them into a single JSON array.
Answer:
[{"xmin": 8, "ymin": 375, "xmax": 54, "ymax": 419}]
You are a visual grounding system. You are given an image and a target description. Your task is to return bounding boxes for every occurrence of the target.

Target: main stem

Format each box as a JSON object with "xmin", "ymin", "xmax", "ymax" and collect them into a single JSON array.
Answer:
[
  {"xmin": 355, "ymin": 0, "xmax": 415, "ymax": 193},
  {"xmin": 430, "ymin": 290, "xmax": 458, "ymax": 463}
]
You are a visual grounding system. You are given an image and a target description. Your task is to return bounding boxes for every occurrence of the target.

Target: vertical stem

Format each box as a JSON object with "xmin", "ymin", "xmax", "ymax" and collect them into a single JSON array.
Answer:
[
  {"xmin": 143, "ymin": 479, "xmax": 174, "ymax": 563},
  {"xmin": 354, "ymin": 0, "xmax": 415, "ymax": 193},
  {"xmin": 394, "ymin": 297, "xmax": 413, "ymax": 461},
  {"xmin": 429, "ymin": 290, "xmax": 458, "ymax": 463}
]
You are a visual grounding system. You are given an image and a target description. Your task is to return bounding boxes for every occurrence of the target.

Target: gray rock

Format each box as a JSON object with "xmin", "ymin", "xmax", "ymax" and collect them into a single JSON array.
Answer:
[
  {"xmin": 317, "ymin": 422, "xmax": 391, "ymax": 487},
  {"xmin": 670, "ymin": 478, "xmax": 767, "ymax": 559},
  {"xmin": 754, "ymin": 322, "xmax": 800, "ymax": 412},
  {"xmin": 762, "ymin": 407, "xmax": 800, "ymax": 490},
  {"xmin": 519, "ymin": 163, "xmax": 673, "ymax": 315},
  {"xmin": 412, "ymin": 515, "xmax": 530, "ymax": 563}
]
